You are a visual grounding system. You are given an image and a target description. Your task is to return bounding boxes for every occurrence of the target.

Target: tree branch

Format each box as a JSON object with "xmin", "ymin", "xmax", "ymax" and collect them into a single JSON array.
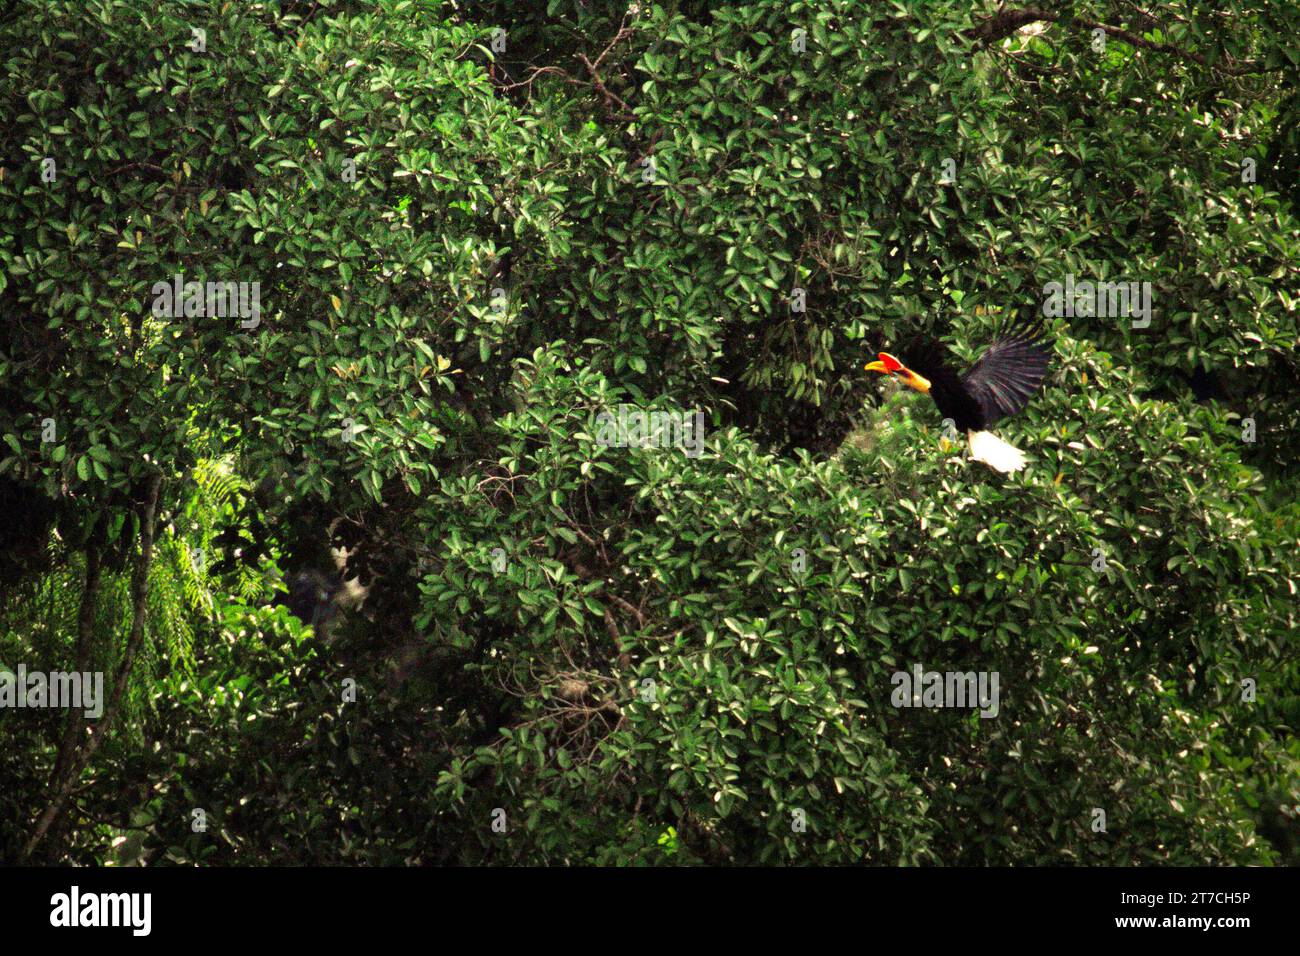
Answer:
[
  {"xmin": 968, "ymin": 7, "xmax": 1270, "ymax": 75},
  {"xmin": 50, "ymin": 516, "xmax": 105, "ymax": 786},
  {"xmin": 23, "ymin": 474, "xmax": 163, "ymax": 861}
]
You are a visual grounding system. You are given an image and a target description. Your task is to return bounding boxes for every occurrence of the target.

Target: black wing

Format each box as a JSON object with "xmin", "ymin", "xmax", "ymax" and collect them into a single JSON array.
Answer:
[{"xmin": 960, "ymin": 322, "xmax": 1052, "ymax": 426}]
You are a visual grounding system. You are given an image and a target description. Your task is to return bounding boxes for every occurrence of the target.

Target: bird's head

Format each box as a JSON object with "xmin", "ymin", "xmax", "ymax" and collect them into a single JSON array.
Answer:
[{"xmin": 865, "ymin": 352, "xmax": 931, "ymax": 394}]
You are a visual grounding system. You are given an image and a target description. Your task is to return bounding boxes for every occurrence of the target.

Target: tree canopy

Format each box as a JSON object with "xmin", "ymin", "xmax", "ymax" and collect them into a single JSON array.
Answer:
[{"xmin": 0, "ymin": 0, "xmax": 1296, "ymax": 865}]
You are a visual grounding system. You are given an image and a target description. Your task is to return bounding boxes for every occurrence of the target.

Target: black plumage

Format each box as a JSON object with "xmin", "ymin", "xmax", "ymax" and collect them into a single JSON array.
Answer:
[{"xmin": 897, "ymin": 323, "xmax": 1052, "ymax": 431}]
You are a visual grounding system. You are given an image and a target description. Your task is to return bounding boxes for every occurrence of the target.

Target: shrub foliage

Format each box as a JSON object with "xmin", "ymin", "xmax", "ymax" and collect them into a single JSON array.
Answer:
[{"xmin": 0, "ymin": 0, "xmax": 1296, "ymax": 864}]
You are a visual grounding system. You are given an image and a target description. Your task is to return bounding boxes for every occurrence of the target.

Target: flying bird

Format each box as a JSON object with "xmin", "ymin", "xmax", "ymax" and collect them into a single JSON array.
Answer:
[{"xmin": 864, "ymin": 323, "xmax": 1052, "ymax": 473}]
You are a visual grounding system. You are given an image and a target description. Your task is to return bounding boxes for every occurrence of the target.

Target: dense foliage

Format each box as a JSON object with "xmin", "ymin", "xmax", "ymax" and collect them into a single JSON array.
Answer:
[{"xmin": 0, "ymin": 0, "xmax": 1296, "ymax": 865}]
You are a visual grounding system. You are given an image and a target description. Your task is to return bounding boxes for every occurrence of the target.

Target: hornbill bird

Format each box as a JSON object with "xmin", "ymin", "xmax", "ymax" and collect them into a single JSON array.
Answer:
[{"xmin": 864, "ymin": 323, "xmax": 1052, "ymax": 473}]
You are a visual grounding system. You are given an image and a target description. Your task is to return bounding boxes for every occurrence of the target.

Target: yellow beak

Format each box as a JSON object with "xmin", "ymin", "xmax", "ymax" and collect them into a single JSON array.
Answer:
[{"xmin": 864, "ymin": 361, "xmax": 890, "ymax": 374}]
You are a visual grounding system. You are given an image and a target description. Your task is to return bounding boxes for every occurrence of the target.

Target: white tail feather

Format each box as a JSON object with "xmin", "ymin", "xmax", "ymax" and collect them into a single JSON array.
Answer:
[{"xmin": 967, "ymin": 430, "xmax": 1026, "ymax": 474}]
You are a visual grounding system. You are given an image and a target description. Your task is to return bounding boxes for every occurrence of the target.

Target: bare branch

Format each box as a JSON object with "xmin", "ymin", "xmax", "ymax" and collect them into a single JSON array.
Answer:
[{"xmin": 968, "ymin": 7, "xmax": 1271, "ymax": 75}]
